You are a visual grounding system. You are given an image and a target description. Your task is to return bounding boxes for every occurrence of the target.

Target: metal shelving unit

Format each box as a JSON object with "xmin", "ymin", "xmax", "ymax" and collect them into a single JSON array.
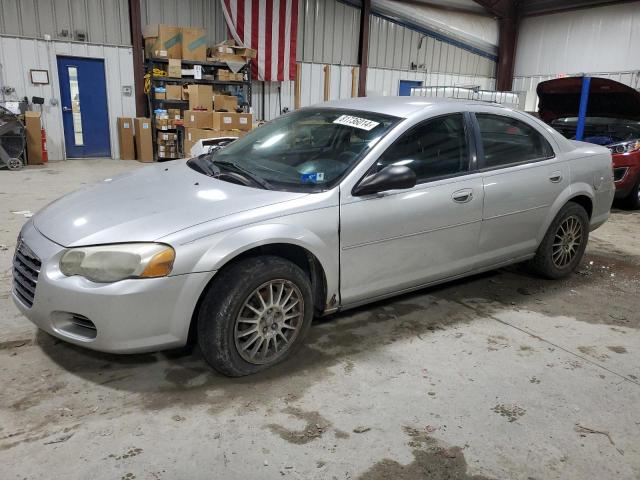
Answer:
[{"xmin": 145, "ymin": 57, "xmax": 252, "ymax": 161}]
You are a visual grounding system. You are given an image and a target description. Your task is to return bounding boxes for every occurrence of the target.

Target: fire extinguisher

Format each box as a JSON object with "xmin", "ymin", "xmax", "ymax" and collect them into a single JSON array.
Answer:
[{"xmin": 40, "ymin": 128, "xmax": 48, "ymax": 163}]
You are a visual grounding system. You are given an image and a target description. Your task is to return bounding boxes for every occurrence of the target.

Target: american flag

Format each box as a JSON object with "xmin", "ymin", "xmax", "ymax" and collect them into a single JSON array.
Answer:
[{"xmin": 221, "ymin": 0, "xmax": 299, "ymax": 82}]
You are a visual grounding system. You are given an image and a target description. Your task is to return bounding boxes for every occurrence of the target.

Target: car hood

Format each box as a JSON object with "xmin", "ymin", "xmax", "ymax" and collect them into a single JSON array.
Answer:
[
  {"xmin": 33, "ymin": 160, "xmax": 307, "ymax": 247},
  {"xmin": 537, "ymin": 77, "xmax": 640, "ymax": 123}
]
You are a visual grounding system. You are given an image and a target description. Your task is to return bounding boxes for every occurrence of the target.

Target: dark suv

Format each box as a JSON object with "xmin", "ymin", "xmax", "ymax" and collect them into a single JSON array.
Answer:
[{"xmin": 538, "ymin": 77, "xmax": 640, "ymax": 208}]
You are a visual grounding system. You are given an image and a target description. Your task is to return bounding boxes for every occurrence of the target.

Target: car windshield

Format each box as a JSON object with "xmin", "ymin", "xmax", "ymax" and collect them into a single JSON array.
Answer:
[
  {"xmin": 187, "ymin": 108, "xmax": 399, "ymax": 191},
  {"xmin": 550, "ymin": 117, "xmax": 640, "ymax": 145}
]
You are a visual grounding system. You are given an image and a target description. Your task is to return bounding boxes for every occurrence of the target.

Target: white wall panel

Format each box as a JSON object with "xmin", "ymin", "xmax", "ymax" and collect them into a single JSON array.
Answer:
[
  {"xmin": 515, "ymin": 2, "xmax": 640, "ymax": 77},
  {"xmin": 0, "ymin": 0, "xmax": 130, "ymax": 45},
  {"xmin": 0, "ymin": 35, "xmax": 135, "ymax": 160}
]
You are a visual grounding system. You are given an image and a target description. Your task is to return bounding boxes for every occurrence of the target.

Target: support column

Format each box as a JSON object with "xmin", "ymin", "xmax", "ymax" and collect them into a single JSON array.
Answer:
[
  {"xmin": 357, "ymin": 0, "xmax": 371, "ymax": 97},
  {"xmin": 128, "ymin": 0, "xmax": 146, "ymax": 116},
  {"xmin": 575, "ymin": 76, "xmax": 591, "ymax": 141},
  {"xmin": 495, "ymin": 14, "xmax": 517, "ymax": 91}
]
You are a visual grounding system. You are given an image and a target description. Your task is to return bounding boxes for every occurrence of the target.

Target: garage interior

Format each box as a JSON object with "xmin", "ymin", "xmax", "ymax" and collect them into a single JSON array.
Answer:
[{"xmin": 1, "ymin": 0, "xmax": 639, "ymax": 478}]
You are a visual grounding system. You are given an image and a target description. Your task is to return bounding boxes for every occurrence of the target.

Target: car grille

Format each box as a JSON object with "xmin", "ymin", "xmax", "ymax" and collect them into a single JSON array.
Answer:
[{"xmin": 12, "ymin": 237, "xmax": 41, "ymax": 308}]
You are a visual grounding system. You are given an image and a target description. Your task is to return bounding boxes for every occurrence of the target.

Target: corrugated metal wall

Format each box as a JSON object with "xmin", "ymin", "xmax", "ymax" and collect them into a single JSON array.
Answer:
[
  {"xmin": 0, "ymin": 0, "xmax": 131, "ymax": 45},
  {"xmin": 368, "ymin": 14, "xmax": 495, "ymax": 77},
  {"xmin": 296, "ymin": 0, "xmax": 360, "ymax": 65},
  {"xmin": 0, "ymin": 36, "xmax": 136, "ymax": 160},
  {"xmin": 367, "ymin": 67, "xmax": 495, "ymax": 96},
  {"xmin": 139, "ymin": 0, "xmax": 227, "ymax": 44},
  {"xmin": 515, "ymin": 2, "xmax": 640, "ymax": 76}
]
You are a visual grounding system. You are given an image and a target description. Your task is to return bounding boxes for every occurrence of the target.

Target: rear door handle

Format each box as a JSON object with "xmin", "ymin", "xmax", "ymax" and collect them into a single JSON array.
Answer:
[
  {"xmin": 549, "ymin": 171, "xmax": 563, "ymax": 183},
  {"xmin": 452, "ymin": 188, "xmax": 473, "ymax": 203}
]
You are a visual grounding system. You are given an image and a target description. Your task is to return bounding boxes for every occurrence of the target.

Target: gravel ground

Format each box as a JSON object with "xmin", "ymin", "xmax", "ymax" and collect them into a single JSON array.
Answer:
[{"xmin": 1, "ymin": 160, "xmax": 639, "ymax": 480}]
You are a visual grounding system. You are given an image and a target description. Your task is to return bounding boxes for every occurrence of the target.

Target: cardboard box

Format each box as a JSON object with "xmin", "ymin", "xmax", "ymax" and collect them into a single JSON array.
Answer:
[
  {"xmin": 213, "ymin": 94, "xmax": 238, "ymax": 112},
  {"xmin": 235, "ymin": 113, "xmax": 253, "ymax": 131},
  {"xmin": 167, "ymin": 108, "xmax": 181, "ymax": 120},
  {"xmin": 24, "ymin": 111, "xmax": 43, "ymax": 165},
  {"xmin": 143, "ymin": 24, "xmax": 182, "ymax": 59},
  {"xmin": 184, "ymin": 110, "xmax": 213, "ymax": 129},
  {"xmin": 182, "ymin": 27, "xmax": 207, "ymax": 61},
  {"xmin": 209, "ymin": 53, "xmax": 247, "ymax": 64},
  {"xmin": 186, "ymin": 84, "xmax": 213, "ymax": 111},
  {"xmin": 117, "ymin": 117, "xmax": 135, "ymax": 160},
  {"xmin": 212, "ymin": 112, "xmax": 235, "ymax": 130},
  {"xmin": 157, "ymin": 132, "xmax": 178, "ymax": 142},
  {"xmin": 168, "ymin": 58, "xmax": 182, "ymax": 78},
  {"xmin": 155, "ymin": 90, "xmax": 166, "ymax": 100},
  {"xmin": 134, "ymin": 118, "xmax": 153, "ymax": 162},
  {"xmin": 165, "ymin": 85, "xmax": 182, "ymax": 100},
  {"xmin": 231, "ymin": 46, "xmax": 257, "ymax": 58},
  {"xmin": 155, "ymin": 118, "xmax": 172, "ymax": 130}
]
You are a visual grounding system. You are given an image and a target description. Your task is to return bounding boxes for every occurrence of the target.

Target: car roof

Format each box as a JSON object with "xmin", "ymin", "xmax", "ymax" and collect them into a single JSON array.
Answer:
[{"xmin": 317, "ymin": 96, "xmax": 505, "ymax": 118}]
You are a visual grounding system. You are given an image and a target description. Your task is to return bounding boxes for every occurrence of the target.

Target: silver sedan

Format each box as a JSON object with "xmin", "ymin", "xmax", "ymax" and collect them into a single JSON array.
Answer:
[{"xmin": 13, "ymin": 97, "xmax": 615, "ymax": 376}]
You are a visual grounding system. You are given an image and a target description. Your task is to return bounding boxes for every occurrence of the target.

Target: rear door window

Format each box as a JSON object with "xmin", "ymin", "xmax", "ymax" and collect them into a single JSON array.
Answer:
[{"xmin": 476, "ymin": 114, "xmax": 554, "ymax": 169}]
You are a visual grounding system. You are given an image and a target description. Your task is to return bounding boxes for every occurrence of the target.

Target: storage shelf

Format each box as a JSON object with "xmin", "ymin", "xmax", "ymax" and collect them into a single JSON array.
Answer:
[
  {"xmin": 145, "ymin": 56, "xmax": 252, "ymax": 162},
  {"xmin": 152, "ymin": 98, "xmax": 188, "ymax": 104},
  {"xmin": 149, "ymin": 57, "xmax": 243, "ymax": 68},
  {"xmin": 151, "ymin": 77, "xmax": 246, "ymax": 86}
]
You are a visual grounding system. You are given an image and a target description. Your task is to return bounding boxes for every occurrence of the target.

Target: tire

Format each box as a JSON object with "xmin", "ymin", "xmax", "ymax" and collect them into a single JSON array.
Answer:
[
  {"xmin": 623, "ymin": 179, "xmax": 640, "ymax": 210},
  {"xmin": 197, "ymin": 255, "xmax": 314, "ymax": 377},
  {"xmin": 530, "ymin": 202, "xmax": 589, "ymax": 279}
]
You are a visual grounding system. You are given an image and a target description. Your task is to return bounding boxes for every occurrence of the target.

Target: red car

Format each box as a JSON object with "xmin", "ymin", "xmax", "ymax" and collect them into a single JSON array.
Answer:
[{"xmin": 537, "ymin": 77, "xmax": 640, "ymax": 209}]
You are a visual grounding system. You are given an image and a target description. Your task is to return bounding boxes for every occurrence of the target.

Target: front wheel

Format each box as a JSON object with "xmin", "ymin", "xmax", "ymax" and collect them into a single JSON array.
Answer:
[
  {"xmin": 197, "ymin": 256, "xmax": 314, "ymax": 377},
  {"xmin": 530, "ymin": 202, "xmax": 589, "ymax": 279}
]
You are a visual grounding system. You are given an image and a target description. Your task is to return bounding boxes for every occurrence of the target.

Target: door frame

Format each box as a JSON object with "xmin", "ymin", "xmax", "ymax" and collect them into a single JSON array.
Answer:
[{"xmin": 55, "ymin": 54, "xmax": 112, "ymax": 160}]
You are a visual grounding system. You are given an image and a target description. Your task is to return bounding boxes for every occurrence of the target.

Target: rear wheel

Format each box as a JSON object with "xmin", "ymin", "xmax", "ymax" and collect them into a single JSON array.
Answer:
[
  {"xmin": 197, "ymin": 255, "xmax": 314, "ymax": 377},
  {"xmin": 7, "ymin": 157, "xmax": 24, "ymax": 170},
  {"xmin": 530, "ymin": 202, "xmax": 589, "ymax": 279},
  {"xmin": 623, "ymin": 179, "xmax": 640, "ymax": 209}
]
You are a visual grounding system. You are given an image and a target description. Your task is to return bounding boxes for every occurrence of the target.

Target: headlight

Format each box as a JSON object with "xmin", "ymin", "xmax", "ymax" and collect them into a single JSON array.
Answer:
[
  {"xmin": 607, "ymin": 139, "xmax": 640, "ymax": 154},
  {"xmin": 59, "ymin": 243, "xmax": 175, "ymax": 283}
]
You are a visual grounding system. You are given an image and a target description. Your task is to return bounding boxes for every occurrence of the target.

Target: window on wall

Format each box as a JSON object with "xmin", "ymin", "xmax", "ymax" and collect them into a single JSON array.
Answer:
[
  {"xmin": 476, "ymin": 114, "xmax": 554, "ymax": 168},
  {"xmin": 376, "ymin": 113, "xmax": 469, "ymax": 183}
]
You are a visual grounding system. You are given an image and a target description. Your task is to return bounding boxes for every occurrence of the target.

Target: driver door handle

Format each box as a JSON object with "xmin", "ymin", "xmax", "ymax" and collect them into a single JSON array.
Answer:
[{"xmin": 452, "ymin": 188, "xmax": 473, "ymax": 203}]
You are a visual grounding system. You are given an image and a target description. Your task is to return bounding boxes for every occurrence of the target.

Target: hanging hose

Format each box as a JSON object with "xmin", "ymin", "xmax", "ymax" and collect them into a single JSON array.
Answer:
[{"xmin": 144, "ymin": 68, "xmax": 167, "ymax": 94}]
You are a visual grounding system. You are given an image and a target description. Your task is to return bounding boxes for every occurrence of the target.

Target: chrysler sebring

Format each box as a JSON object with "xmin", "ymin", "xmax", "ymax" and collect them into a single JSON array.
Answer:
[{"xmin": 13, "ymin": 97, "xmax": 614, "ymax": 376}]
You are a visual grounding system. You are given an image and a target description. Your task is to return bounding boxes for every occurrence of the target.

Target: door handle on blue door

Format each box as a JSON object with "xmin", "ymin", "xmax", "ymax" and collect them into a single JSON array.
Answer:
[
  {"xmin": 549, "ymin": 171, "xmax": 563, "ymax": 183},
  {"xmin": 62, "ymin": 106, "xmax": 72, "ymax": 112},
  {"xmin": 452, "ymin": 189, "xmax": 473, "ymax": 203}
]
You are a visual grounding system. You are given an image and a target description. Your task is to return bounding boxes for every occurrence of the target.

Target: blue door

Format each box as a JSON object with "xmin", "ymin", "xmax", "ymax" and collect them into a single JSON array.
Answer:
[
  {"xmin": 398, "ymin": 80, "xmax": 423, "ymax": 96},
  {"xmin": 57, "ymin": 56, "xmax": 111, "ymax": 158}
]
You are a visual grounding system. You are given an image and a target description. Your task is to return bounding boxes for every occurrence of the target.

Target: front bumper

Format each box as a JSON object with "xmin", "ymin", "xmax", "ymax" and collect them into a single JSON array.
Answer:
[
  {"xmin": 613, "ymin": 151, "xmax": 640, "ymax": 198},
  {"xmin": 12, "ymin": 221, "xmax": 215, "ymax": 353}
]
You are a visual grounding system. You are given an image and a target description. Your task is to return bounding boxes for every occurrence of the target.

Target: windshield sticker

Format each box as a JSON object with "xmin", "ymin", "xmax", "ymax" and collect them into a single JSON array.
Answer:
[
  {"xmin": 333, "ymin": 115, "xmax": 380, "ymax": 131},
  {"xmin": 300, "ymin": 172, "xmax": 325, "ymax": 184}
]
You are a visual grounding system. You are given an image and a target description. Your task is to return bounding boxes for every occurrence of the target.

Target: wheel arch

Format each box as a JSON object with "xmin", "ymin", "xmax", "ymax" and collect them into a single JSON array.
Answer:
[
  {"xmin": 185, "ymin": 223, "xmax": 339, "ymax": 345},
  {"xmin": 536, "ymin": 183, "xmax": 594, "ymax": 244}
]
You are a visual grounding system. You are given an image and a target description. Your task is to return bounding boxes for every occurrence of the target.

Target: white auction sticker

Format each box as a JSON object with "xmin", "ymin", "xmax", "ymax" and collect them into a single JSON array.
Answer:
[{"xmin": 333, "ymin": 115, "xmax": 380, "ymax": 131}]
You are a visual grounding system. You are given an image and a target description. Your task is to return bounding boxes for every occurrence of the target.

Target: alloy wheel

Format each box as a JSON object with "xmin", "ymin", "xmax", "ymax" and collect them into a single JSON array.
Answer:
[
  {"xmin": 552, "ymin": 215, "xmax": 583, "ymax": 268},
  {"xmin": 234, "ymin": 279, "xmax": 304, "ymax": 364}
]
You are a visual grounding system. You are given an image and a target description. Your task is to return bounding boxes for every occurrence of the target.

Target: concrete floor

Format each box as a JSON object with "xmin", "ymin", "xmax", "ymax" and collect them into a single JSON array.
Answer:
[{"xmin": 1, "ymin": 160, "xmax": 639, "ymax": 480}]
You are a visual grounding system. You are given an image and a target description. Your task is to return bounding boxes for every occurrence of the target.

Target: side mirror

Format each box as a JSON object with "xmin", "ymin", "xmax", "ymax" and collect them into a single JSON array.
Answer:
[{"xmin": 353, "ymin": 164, "xmax": 417, "ymax": 196}]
